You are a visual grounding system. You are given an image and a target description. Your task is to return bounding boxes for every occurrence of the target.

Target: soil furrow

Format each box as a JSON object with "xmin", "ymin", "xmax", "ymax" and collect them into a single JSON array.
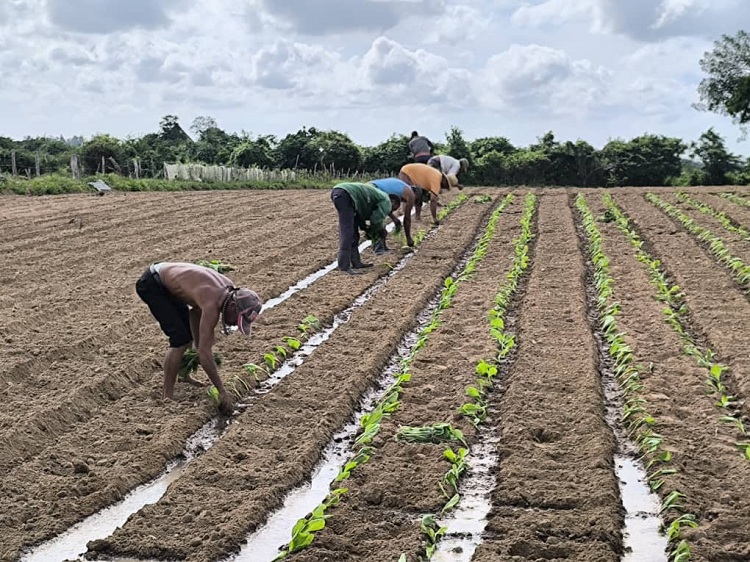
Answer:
[
  {"xmin": 588, "ymin": 193, "xmax": 750, "ymax": 561},
  {"xmin": 0, "ymin": 191, "xmax": 298, "ymax": 254},
  {"xmin": 0, "ymin": 193, "xmax": 333, "ymax": 306},
  {"xmin": 0, "ymin": 182, "xmax": 466, "ymax": 478},
  {"xmin": 695, "ymin": 192, "xmax": 750, "ymax": 230},
  {"xmin": 472, "ymin": 192, "xmax": 623, "ymax": 562},
  {"xmin": 80, "ymin": 196, "xmax": 499, "ymax": 562},
  {"xmin": 283, "ymin": 197, "xmax": 526, "ymax": 562},
  {"xmin": 615, "ymin": 194, "xmax": 750, "ymax": 401},
  {"xmin": 663, "ymin": 193, "xmax": 750, "ymax": 264}
]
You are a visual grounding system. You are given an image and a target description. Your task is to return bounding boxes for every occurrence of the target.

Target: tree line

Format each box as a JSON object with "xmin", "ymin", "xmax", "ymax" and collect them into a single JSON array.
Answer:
[
  {"xmin": 2, "ymin": 28, "xmax": 749, "ymax": 188},
  {"xmin": 1, "ymin": 116, "xmax": 748, "ymax": 187}
]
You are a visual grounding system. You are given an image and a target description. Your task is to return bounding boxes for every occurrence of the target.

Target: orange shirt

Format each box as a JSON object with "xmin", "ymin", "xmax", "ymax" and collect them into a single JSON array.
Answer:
[{"xmin": 400, "ymin": 163, "xmax": 443, "ymax": 196}]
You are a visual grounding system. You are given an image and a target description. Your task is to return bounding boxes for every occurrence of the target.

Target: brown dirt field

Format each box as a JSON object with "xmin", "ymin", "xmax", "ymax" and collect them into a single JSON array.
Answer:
[
  {"xmin": 0, "ymin": 188, "xmax": 461, "ymax": 561},
  {"xmin": 2, "ymin": 186, "xmax": 749, "ymax": 562},
  {"xmin": 689, "ymin": 192, "xmax": 750, "ymax": 230},
  {"xmin": 472, "ymin": 192, "xmax": 623, "ymax": 561},
  {"xmin": 83, "ymin": 194, "xmax": 499, "ymax": 562},
  {"xmin": 587, "ymin": 192, "xmax": 750, "ymax": 562},
  {"xmin": 285, "ymin": 195, "xmax": 525, "ymax": 561},
  {"xmin": 615, "ymin": 193, "xmax": 750, "ymax": 405},
  {"xmin": 660, "ymin": 192, "xmax": 750, "ymax": 269}
]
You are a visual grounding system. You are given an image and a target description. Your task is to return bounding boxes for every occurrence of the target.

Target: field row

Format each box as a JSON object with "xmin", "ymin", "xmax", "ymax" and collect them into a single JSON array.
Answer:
[{"xmin": 0, "ymin": 187, "xmax": 749, "ymax": 561}]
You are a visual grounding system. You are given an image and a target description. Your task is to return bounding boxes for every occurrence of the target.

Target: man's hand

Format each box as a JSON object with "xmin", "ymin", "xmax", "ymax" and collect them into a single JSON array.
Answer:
[
  {"xmin": 218, "ymin": 390, "xmax": 234, "ymax": 416},
  {"xmin": 393, "ymin": 219, "xmax": 402, "ymax": 233}
]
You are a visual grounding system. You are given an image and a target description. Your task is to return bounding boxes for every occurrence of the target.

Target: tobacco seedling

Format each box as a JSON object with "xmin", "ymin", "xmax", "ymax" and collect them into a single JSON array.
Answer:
[
  {"xmin": 206, "ymin": 385, "xmax": 220, "ymax": 405},
  {"xmin": 419, "ymin": 514, "xmax": 447, "ymax": 559},
  {"xmin": 396, "ymin": 423, "xmax": 467, "ymax": 446},
  {"xmin": 282, "ymin": 336, "xmax": 302, "ymax": 351},
  {"xmin": 195, "ymin": 259, "xmax": 234, "ymax": 273}
]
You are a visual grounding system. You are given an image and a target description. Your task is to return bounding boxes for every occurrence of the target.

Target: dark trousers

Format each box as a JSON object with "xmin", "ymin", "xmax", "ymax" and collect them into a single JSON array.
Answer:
[
  {"xmin": 136, "ymin": 265, "xmax": 192, "ymax": 348},
  {"xmin": 414, "ymin": 154, "xmax": 432, "ymax": 164},
  {"xmin": 331, "ymin": 188, "xmax": 362, "ymax": 270}
]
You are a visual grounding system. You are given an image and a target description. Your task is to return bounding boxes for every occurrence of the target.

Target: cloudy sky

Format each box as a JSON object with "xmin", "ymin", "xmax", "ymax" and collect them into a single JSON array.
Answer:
[{"xmin": 1, "ymin": 0, "xmax": 749, "ymax": 155}]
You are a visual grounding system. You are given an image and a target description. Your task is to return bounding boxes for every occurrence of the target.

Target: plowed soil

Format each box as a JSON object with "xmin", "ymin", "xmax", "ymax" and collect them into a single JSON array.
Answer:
[{"xmin": 0, "ymin": 186, "xmax": 749, "ymax": 562}]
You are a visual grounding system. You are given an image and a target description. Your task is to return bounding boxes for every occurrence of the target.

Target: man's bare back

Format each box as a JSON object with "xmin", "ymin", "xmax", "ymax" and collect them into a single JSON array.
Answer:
[{"xmin": 136, "ymin": 262, "xmax": 262, "ymax": 415}]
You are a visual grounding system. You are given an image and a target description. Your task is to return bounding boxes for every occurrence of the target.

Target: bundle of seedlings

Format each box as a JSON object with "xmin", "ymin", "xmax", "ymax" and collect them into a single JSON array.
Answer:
[
  {"xmin": 179, "ymin": 348, "xmax": 223, "ymax": 383},
  {"xmin": 195, "ymin": 259, "xmax": 234, "ymax": 273}
]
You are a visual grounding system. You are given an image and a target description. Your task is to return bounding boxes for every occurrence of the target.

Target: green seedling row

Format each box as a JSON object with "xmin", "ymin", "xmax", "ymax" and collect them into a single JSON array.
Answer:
[
  {"xmin": 577, "ymin": 194, "xmax": 695, "ymax": 561},
  {"xmin": 409, "ymin": 193, "xmax": 470, "ymax": 246},
  {"xmin": 273, "ymin": 194, "xmax": 514, "ymax": 560},
  {"xmin": 398, "ymin": 193, "xmax": 468, "ymax": 250},
  {"xmin": 675, "ymin": 192, "xmax": 750, "ymax": 241},
  {"xmin": 719, "ymin": 192, "xmax": 750, "ymax": 209},
  {"xmin": 395, "ymin": 423, "xmax": 467, "ymax": 446},
  {"xmin": 647, "ymin": 193, "xmax": 750, "ymax": 288},
  {"xmin": 459, "ymin": 193, "xmax": 536, "ymax": 430},
  {"xmin": 410, "ymin": 193, "xmax": 538, "ymax": 561},
  {"xmin": 604, "ymin": 194, "xmax": 749, "ymax": 458},
  {"xmin": 179, "ymin": 348, "xmax": 223, "ymax": 382},
  {"xmin": 206, "ymin": 315, "xmax": 321, "ymax": 405}
]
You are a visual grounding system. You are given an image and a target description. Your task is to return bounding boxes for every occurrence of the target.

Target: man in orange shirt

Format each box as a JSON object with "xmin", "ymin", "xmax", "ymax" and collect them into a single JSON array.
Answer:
[{"xmin": 398, "ymin": 163, "xmax": 449, "ymax": 225}]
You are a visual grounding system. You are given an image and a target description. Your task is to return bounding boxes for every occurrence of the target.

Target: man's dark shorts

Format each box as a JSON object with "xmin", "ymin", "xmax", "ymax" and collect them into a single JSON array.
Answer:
[
  {"xmin": 136, "ymin": 265, "xmax": 192, "ymax": 348},
  {"xmin": 414, "ymin": 154, "xmax": 431, "ymax": 164}
]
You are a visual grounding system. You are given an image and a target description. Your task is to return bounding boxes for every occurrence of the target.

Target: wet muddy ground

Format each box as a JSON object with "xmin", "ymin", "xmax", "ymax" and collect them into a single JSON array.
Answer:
[{"xmin": 1, "ymin": 186, "xmax": 749, "ymax": 562}]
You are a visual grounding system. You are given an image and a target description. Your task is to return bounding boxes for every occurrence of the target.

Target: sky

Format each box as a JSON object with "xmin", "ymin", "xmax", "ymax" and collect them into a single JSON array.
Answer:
[{"xmin": 1, "ymin": 0, "xmax": 749, "ymax": 156}]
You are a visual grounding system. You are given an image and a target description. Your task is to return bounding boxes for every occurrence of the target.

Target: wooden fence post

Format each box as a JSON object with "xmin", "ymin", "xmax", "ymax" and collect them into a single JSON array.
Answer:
[{"xmin": 70, "ymin": 155, "xmax": 81, "ymax": 180}]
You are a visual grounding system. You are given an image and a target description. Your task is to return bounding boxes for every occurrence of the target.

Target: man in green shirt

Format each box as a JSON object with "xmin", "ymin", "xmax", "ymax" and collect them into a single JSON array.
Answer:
[{"xmin": 331, "ymin": 182, "xmax": 398, "ymax": 275}]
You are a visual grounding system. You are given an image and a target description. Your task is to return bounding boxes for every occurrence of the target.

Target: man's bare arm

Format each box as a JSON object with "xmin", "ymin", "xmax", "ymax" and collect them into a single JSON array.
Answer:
[
  {"xmin": 430, "ymin": 193, "xmax": 439, "ymax": 224},
  {"xmin": 196, "ymin": 308, "xmax": 233, "ymax": 414}
]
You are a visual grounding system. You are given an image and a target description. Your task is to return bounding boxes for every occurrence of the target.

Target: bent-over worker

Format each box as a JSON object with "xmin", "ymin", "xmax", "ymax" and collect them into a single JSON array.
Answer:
[
  {"xmin": 331, "ymin": 182, "xmax": 399, "ymax": 274},
  {"xmin": 370, "ymin": 177, "xmax": 418, "ymax": 248},
  {"xmin": 136, "ymin": 262, "xmax": 262, "ymax": 415},
  {"xmin": 398, "ymin": 163, "xmax": 449, "ymax": 226},
  {"xmin": 428, "ymin": 155, "xmax": 469, "ymax": 189}
]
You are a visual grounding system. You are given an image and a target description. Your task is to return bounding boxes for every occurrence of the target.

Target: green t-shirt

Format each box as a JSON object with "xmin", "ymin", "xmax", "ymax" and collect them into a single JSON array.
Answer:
[{"xmin": 334, "ymin": 182, "xmax": 391, "ymax": 231}]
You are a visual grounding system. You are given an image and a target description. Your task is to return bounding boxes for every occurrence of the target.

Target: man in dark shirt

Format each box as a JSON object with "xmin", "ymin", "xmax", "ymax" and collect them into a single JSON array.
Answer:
[{"xmin": 408, "ymin": 131, "xmax": 435, "ymax": 164}]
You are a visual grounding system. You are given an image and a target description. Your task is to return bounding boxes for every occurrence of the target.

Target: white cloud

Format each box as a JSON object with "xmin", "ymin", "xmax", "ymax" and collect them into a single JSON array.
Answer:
[
  {"xmin": 511, "ymin": 0, "xmax": 595, "ymax": 28},
  {"xmin": 255, "ymin": 0, "xmax": 409, "ymax": 35},
  {"xmin": 46, "ymin": 0, "xmax": 186, "ymax": 34},
  {"xmin": 425, "ymin": 5, "xmax": 491, "ymax": 45},
  {"xmin": 357, "ymin": 36, "xmax": 474, "ymax": 105},
  {"xmin": 0, "ymin": 0, "xmax": 746, "ymax": 156},
  {"xmin": 512, "ymin": 0, "xmax": 750, "ymax": 41},
  {"xmin": 477, "ymin": 43, "xmax": 611, "ymax": 116}
]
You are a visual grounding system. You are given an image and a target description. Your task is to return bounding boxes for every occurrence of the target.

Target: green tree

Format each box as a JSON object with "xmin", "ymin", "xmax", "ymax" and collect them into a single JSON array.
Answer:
[
  {"xmin": 80, "ymin": 134, "xmax": 133, "ymax": 175},
  {"xmin": 273, "ymin": 127, "xmax": 321, "ymax": 169},
  {"xmin": 159, "ymin": 115, "xmax": 192, "ymax": 143},
  {"xmin": 190, "ymin": 115, "xmax": 219, "ymax": 139},
  {"xmin": 697, "ymin": 30, "xmax": 750, "ymax": 127},
  {"xmin": 469, "ymin": 136, "xmax": 516, "ymax": 160},
  {"xmin": 362, "ymin": 134, "xmax": 411, "ymax": 174},
  {"xmin": 192, "ymin": 126, "xmax": 239, "ymax": 164},
  {"xmin": 230, "ymin": 135, "xmax": 276, "ymax": 169},
  {"xmin": 529, "ymin": 133, "xmax": 603, "ymax": 186},
  {"xmin": 308, "ymin": 131, "xmax": 362, "ymax": 172},
  {"xmin": 444, "ymin": 126, "xmax": 471, "ymax": 161},
  {"xmin": 691, "ymin": 128, "xmax": 741, "ymax": 185},
  {"xmin": 600, "ymin": 135, "xmax": 685, "ymax": 186}
]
